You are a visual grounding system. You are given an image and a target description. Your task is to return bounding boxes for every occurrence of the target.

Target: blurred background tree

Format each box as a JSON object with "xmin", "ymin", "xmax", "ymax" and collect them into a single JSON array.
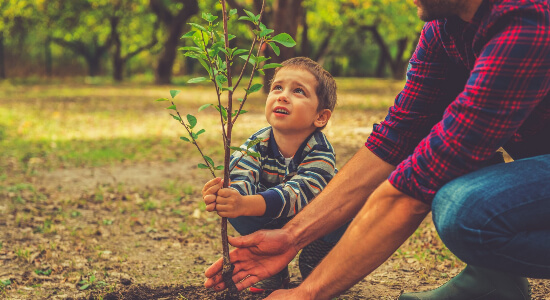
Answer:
[{"xmin": 0, "ymin": 0, "xmax": 423, "ymax": 83}]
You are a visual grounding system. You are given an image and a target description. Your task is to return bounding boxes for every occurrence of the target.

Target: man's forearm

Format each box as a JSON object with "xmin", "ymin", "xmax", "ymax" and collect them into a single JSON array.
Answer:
[
  {"xmin": 284, "ymin": 146, "xmax": 396, "ymax": 250},
  {"xmin": 300, "ymin": 181, "xmax": 431, "ymax": 299}
]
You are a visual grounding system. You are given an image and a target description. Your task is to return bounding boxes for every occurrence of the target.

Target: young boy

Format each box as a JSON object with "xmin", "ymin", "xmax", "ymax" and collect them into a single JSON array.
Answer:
[{"xmin": 201, "ymin": 57, "xmax": 348, "ymax": 293}]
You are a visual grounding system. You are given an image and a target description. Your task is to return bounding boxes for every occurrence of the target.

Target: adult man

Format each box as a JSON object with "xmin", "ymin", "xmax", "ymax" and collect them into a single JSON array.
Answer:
[{"xmin": 204, "ymin": 0, "xmax": 550, "ymax": 299}]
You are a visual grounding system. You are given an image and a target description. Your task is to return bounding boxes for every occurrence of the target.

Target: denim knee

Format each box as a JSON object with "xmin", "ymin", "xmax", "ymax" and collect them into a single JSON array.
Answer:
[{"xmin": 431, "ymin": 177, "xmax": 485, "ymax": 262}]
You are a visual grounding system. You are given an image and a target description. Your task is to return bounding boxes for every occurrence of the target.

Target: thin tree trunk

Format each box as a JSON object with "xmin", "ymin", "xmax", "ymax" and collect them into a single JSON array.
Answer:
[
  {"xmin": 151, "ymin": 0, "xmax": 199, "ymax": 85},
  {"xmin": 364, "ymin": 25, "xmax": 390, "ymax": 78},
  {"xmin": 390, "ymin": 37, "xmax": 409, "ymax": 79},
  {"xmin": 299, "ymin": 6, "xmax": 309, "ymax": 57},
  {"xmin": 0, "ymin": 32, "xmax": 5, "ymax": 79},
  {"xmin": 111, "ymin": 17, "xmax": 124, "ymax": 82},
  {"xmin": 45, "ymin": 36, "xmax": 52, "ymax": 77},
  {"xmin": 262, "ymin": 0, "xmax": 303, "ymax": 92}
]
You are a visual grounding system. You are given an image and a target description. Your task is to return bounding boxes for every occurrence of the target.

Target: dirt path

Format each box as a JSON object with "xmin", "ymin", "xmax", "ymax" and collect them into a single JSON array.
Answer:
[{"xmin": 1, "ymin": 162, "xmax": 549, "ymax": 299}]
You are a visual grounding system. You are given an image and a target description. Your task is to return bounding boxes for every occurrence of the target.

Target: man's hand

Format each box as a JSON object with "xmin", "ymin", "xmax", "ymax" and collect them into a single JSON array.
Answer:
[{"xmin": 204, "ymin": 228, "xmax": 299, "ymax": 292}]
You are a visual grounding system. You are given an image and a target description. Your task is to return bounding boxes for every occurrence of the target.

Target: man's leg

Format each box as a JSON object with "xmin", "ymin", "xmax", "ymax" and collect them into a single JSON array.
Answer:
[{"xmin": 400, "ymin": 154, "xmax": 550, "ymax": 299}]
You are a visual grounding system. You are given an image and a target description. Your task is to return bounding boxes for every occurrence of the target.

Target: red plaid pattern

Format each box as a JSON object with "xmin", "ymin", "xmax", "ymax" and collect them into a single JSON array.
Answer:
[{"xmin": 366, "ymin": 0, "xmax": 550, "ymax": 203}]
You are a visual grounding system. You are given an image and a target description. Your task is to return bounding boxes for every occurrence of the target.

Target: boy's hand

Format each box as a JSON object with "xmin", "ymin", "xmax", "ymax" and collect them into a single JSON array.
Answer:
[
  {"xmin": 202, "ymin": 177, "xmax": 223, "ymax": 212},
  {"xmin": 214, "ymin": 188, "xmax": 247, "ymax": 218}
]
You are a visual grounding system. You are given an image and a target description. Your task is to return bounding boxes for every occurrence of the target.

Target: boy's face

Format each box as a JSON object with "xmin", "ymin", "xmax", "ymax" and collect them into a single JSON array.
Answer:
[{"xmin": 265, "ymin": 67, "xmax": 328, "ymax": 136}]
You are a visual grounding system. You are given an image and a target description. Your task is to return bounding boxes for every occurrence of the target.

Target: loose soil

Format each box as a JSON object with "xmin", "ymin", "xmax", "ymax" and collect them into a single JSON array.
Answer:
[{"xmin": 1, "ymin": 161, "xmax": 549, "ymax": 299}]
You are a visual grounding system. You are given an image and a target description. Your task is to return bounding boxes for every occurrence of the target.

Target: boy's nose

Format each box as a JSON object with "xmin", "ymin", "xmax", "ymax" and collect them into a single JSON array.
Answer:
[{"xmin": 277, "ymin": 95, "xmax": 289, "ymax": 103}]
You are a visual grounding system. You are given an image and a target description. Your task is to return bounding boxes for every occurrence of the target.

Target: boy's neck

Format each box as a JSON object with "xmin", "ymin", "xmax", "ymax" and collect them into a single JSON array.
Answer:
[{"xmin": 272, "ymin": 128, "xmax": 316, "ymax": 158}]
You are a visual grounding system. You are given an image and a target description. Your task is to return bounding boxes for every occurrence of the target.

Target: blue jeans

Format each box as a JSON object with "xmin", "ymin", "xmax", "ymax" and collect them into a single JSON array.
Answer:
[
  {"xmin": 229, "ymin": 215, "xmax": 349, "ymax": 245},
  {"xmin": 432, "ymin": 154, "xmax": 550, "ymax": 278}
]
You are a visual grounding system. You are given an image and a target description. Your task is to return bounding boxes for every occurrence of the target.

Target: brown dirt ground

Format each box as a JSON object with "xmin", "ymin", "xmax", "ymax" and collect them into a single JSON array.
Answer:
[{"xmin": 1, "ymin": 161, "xmax": 549, "ymax": 300}]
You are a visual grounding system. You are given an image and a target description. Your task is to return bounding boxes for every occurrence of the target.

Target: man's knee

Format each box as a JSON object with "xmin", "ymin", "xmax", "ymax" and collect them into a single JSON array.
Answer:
[{"xmin": 431, "ymin": 177, "xmax": 486, "ymax": 257}]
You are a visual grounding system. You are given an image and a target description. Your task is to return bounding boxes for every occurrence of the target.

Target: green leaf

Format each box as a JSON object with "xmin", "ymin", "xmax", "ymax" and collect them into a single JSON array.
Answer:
[
  {"xmin": 232, "ymin": 109, "xmax": 247, "ymax": 117},
  {"xmin": 188, "ymin": 23, "xmax": 207, "ymax": 32},
  {"xmin": 198, "ymin": 104, "xmax": 212, "ymax": 112},
  {"xmin": 1, "ymin": 279, "xmax": 11, "ymax": 286},
  {"xmin": 239, "ymin": 55, "xmax": 256, "ymax": 65},
  {"xmin": 180, "ymin": 136, "xmax": 190, "ymax": 142},
  {"xmin": 228, "ymin": 34, "xmax": 236, "ymax": 41},
  {"xmin": 195, "ymin": 129, "xmax": 205, "ymax": 136},
  {"xmin": 178, "ymin": 46, "xmax": 202, "ymax": 52},
  {"xmin": 187, "ymin": 77, "xmax": 207, "ymax": 84},
  {"xmin": 204, "ymin": 156, "xmax": 215, "ymax": 166},
  {"xmin": 247, "ymin": 151, "xmax": 261, "ymax": 158},
  {"xmin": 243, "ymin": 9, "xmax": 256, "ymax": 19},
  {"xmin": 215, "ymin": 165, "xmax": 224, "ymax": 170},
  {"xmin": 79, "ymin": 284, "xmax": 90, "ymax": 290},
  {"xmin": 197, "ymin": 58, "xmax": 211, "ymax": 77},
  {"xmin": 181, "ymin": 30, "xmax": 196, "ymax": 39},
  {"xmin": 247, "ymin": 138, "xmax": 263, "ymax": 149},
  {"xmin": 259, "ymin": 28, "xmax": 274, "ymax": 38},
  {"xmin": 215, "ymin": 74, "xmax": 228, "ymax": 87},
  {"xmin": 268, "ymin": 42, "xmax": 280, "ymax": 56},
  {"xmin": 229, "ymin": 9, "xmax": 237, "ymax": 16},
  {"xmin": 256, "ymin": 56, "xmax": 269, "ymax": 64},
  {"xmin": 187, "ymin": 114, "xmax": 197, "ymax": 129},
  {"xmin": 202, "ymin": 12, "xmax": 217, "ymax": 22},
  {"xmin": 170, "ymin": 114, "xmax": 182, "ymax": 121},
  {"xmin": 198, "ymin": 163, "xmax": 210, "ymax": 169},
  {"xmin": 170, "ymin": 90, "xmax": 181, "ymax": 98},
  {"xmin": 221, "ymin": 87, "xmax": 234, "ymax": 92},
  {"xmin": 238, "ymin": 16, "xmax": 254, "ymax": 22},
  {"xmin": 229, "ymin": 146, "xmax": 242, "ymax": 151},
  {"xmin": 237, "ymin": 98, "xmax": 244, "ymax": 102},
  {"xmin": 155, "ymin": 98, "xmax": 169, "ymax": 102},
  {"xmin": 233, "ymin": 49, "xmax": 248, "ymax": 57},
  {"xmin": 246, "ymin": 83, "xmax": 263, "ymax": 95},
  {"xmin": 166, "ymin": 105, "xmax": 177, "ymax": 110},
  {"xmin": 271, "ymin": 33, "xmax": 296, "ymax": 47},
  {"xmin": 220, "ymin": 106, "xmax": 228, "ymax": 121},
  {"xmin": 262, "ymin": 63, "xmax": 282, "ymax": 70}
]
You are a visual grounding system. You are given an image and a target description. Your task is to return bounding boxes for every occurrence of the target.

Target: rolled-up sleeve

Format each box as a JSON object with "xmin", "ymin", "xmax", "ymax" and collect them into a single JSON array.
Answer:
[{"xmin": 382, "ymin": 8, "xmax": 550, "ymax": 203}]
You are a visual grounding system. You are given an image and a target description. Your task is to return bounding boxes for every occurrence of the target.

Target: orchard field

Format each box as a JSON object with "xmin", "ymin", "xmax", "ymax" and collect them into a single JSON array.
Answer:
[{"xmin": 1, "ymin": 78, "xmax": 548, "ymax": 299}]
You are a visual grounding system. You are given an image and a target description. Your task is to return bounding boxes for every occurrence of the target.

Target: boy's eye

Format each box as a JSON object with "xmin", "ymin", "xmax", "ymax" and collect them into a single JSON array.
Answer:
[
  {"xmin": 294, "ymin": 88, "xmax": 305, "ymax": 95},
  {"xmin": 272, "ymin": 85, "xmax": 283, "ymax": 91}
]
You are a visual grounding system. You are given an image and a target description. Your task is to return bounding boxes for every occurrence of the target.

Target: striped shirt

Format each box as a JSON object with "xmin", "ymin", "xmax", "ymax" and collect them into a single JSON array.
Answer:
[
  {"xmin": 229, "ymin": 127, "xmax": 337, "ymax": 219},
  {"xmin": 366, "ymin": 0, "xmax": 550, "ymax": 203}
]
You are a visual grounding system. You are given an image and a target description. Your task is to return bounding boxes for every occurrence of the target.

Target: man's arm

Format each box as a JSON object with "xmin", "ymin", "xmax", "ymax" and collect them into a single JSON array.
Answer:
[
  {"xmin": 204, "ymin": 146, "xmax": 396, "ymax": 290},
  {"xmin": 267, "ymin": 181, "xmax": 430, "ymax": 299}
]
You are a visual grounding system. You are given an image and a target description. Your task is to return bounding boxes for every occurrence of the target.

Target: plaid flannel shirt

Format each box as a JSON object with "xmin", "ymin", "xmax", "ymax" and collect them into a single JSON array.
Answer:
[
  {"xmin": 366, "ymin": 0, "xmax": 550, "ymax": 203},
  {"xmin": 229, "ymin": 127, "xmax": 337, "ymax": 219}
]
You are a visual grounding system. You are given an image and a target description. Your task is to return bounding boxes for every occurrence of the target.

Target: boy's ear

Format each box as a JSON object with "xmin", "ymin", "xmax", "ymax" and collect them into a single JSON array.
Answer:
[{"xmin": 314, "ymin": 109, "xmax": 332, "ymax": 128}]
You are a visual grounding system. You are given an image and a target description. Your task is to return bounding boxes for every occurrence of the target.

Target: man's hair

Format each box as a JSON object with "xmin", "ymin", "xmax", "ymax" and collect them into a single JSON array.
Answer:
[{"xmin": 273, "ymin": 57, "xmax": 337, "ymax": 113}]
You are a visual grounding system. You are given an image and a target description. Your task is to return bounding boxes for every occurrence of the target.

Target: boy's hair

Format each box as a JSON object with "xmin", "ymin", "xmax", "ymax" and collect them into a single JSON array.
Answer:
[{"xmin": 273, "ymin": 57, "xmax": 337, "ymax": 113}]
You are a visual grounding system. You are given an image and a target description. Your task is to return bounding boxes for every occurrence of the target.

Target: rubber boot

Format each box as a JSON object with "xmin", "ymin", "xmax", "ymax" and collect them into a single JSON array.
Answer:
[{"xmin": 398, "ymin": 265, "xmax": 531, "ymax": 300}]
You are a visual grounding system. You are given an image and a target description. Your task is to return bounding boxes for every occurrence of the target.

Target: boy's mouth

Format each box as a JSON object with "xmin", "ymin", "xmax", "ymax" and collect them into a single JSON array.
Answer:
[{"xmin": 273, "ymin": 106, "xmax": 290, "ymax": 115}]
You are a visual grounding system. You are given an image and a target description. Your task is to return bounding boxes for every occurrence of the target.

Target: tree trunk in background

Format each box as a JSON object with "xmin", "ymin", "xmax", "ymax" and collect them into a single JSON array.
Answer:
[
  {"xmin": 150, "ymin": 0, "xmax": 199, "ymax": 85},
  {"xmin": 364, "ymin": 25, "xmax": 390, "ymax": 78},
  {"xmin": 391, "ymin": 37, "xmax": 409, "ymax": 79},
  {"xmin": 111, "ymin": 16, "xmax": 125, "ymax": 82},
  {"xmin": 87, "ymin": 54, "xmax": 102, "ymax": 77},
  {"xmin": 51, "ymin": 37, "xmax": 111, "ymax": 77},
  {"xmin": 45, "ymin": 37, "xmax": 52, "ymax": 77},
  {"xmin": 299, "ymin": 6, "xmax": 309, "ymax": 58},
  {"xmin": 0, "ymin": 32, "xmax": 5, "ymax": 79},
  {"xmin": 262, "ymin": 0, "xmax": 303, "ymax": 92},
  {"xmin": 313, "ymin": 29, "xmax": 334, "ymax": 67}
]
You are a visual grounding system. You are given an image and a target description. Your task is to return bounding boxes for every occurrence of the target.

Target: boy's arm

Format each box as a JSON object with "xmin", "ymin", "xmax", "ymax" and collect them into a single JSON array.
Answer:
[{"xmin": 258, "ymin": 145, "xmax": 336, "ymax": 219}]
